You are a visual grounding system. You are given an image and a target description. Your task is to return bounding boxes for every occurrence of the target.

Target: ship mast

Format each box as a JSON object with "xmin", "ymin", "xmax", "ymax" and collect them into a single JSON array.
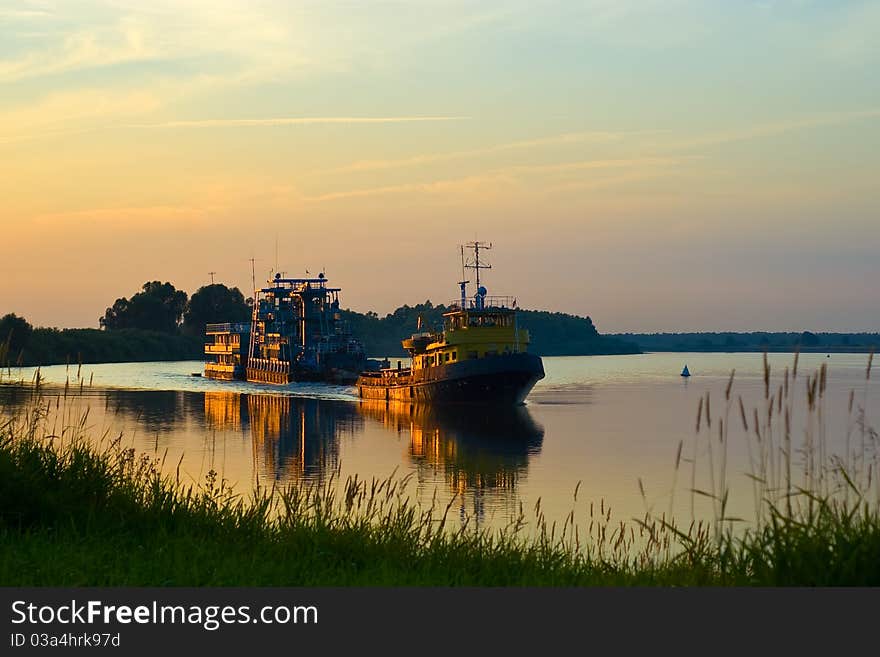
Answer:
[
  {"xmin": 457, "ymin": 245, "xmax": 469, "ymax": 308},
  {"xmin": 463, "ymin": 241, "xmax": 492, "ymax": 308},
  {"xmin": 247, "ymin": 256, "xmax": 258, "ymax": 365}
]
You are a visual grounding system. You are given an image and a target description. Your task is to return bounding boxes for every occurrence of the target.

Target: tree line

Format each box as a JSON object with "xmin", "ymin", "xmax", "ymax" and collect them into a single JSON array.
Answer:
[
  {"xmin": 341, "ymin": 302, "xmax": 640, "ymax": 357},
  {"xmin": 2, "ymin": 281, "xmax": 640, "ymax": 367},
  {"xmin": 1, "ymin": 282, "xmax": 251, "ymax": 367},
  {"xmin": 99, "ymin": 281, "xmax": 251, "ymax": 335},
  {"xmin": 612, "ymin": 331, "xmax": 879, "ymax": 353}
]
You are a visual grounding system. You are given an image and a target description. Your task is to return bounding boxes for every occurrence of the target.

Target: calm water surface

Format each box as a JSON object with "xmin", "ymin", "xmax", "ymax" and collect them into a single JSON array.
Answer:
[{"xmin": 1, "ymin": 353, "xmax": 876, "ymax": 533}]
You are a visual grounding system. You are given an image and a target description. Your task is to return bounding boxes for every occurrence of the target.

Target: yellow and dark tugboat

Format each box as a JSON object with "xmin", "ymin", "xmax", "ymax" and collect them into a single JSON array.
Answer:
[{"xmin": 356, "ymin": 242, "xmax": 544, "ymax": 405}]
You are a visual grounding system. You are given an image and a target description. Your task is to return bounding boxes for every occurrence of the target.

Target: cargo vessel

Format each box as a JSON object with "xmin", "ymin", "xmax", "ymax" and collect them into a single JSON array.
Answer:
[
  {"xmin": 205, "ymin": 273, "xmax": 368, "ymax": 384},
  {"xmin": 356, "ymin": 243, "xmax": 544, "ymax": 404}
]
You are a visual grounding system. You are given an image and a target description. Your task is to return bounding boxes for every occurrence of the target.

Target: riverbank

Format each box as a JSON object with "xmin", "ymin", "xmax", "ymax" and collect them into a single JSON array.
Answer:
[
  {"xmin": 1, "ymin": 397, "xmax": 878, "ymax": 586},
  {"xmin": 2, "ymin": 327, "xmax": 203, "ymax": 367},
  {"xmin": 2, "ymin": 308, "xmax": 638, "ymax": 368}
]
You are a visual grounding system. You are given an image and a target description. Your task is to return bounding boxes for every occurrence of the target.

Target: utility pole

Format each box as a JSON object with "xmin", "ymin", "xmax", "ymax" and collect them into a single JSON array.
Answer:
[{"xmin": 208, "ymin": 271, "xmax": 216, "ymax": 285}]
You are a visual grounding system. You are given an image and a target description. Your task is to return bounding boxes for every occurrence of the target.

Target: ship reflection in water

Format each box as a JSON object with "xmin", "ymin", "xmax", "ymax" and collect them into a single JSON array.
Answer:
[
  {"xmin": 203, "ymin": 391, "xmax": 362, "ymax": 484},
  {"xmin": 203, "ymin": 392, "xmax": 543, "ymax": 521},
  {"xmin": 0, "ymin": 384, "xmax": 543, "ymax": 526},
  {"xmin": 358, "ymin": 400, "xmax": 544, "ymax": 523}
]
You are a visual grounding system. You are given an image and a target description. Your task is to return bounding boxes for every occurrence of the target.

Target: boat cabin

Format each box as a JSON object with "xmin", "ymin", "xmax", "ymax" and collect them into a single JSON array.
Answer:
[{"xmin": 403, "ymin": 295, "xmax": 529, "ymax": 372}]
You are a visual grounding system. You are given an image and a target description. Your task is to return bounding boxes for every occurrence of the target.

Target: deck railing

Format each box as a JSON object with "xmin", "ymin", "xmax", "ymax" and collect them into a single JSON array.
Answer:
[
  {"xmin": 358, "ymin": 368, "xmax": 412, "ymax": 384},
  {"xmin": 205, "ymin": 322, "xmax": 251, "ymax": 334},
  {"xmin": 447, "ymin": 296, "xmax": 517, "ymax": 311}
]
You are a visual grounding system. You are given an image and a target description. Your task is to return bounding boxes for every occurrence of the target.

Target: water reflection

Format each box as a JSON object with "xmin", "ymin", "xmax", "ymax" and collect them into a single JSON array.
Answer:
[
  {"xmin": 358, "ymin": 401, "xmax": 544, "ymax": 523},
  {"xmin": 204, "ymin": 391, "xmax": 246, "ymax": 431},
  {"xmin": 203, "ymin": 391, "xmax": 363, "ymax": 483},
  {"xmin": 529, "ymin": 382, "xmax": 594, "ymax": 405},
  {"xmin": 247, "ymin": 394, "xmax": 362, "ymax": 482},
  {"xmin": 4, "ymin": 353, "xmax": 876, "ymax": 535},
  {"xmin": 2, "ymin": 384, "xmax": 544, "ymax": 525},
  {"xmin": 105, "ymin": 389, "xmax": 203, "ymax": 433}
]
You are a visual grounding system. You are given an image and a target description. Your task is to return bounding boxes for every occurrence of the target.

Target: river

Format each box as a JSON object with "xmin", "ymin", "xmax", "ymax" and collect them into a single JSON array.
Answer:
[{"xmin": 1, "ymin": 352, "xmax": 876, "ymax": 535}]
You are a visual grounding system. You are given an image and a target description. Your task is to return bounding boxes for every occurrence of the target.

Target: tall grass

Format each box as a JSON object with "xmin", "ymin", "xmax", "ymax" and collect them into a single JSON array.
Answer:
[
  {"xmin": 0, "ymin": 383, "xmax": 690, "ymax": 585},
  {"xmin": 670, "ymin": 350, "xmax": 879, "ymax": 583},
  {"xmin": 0, "ymin": 353, "xmax": 878, "ymax": 585},
  {"xmin": 688, "ymin": 351, "xmax": 877, "ymax": 526}
]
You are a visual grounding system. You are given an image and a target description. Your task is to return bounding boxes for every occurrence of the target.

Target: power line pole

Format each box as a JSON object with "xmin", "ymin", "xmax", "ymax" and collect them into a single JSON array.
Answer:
[{"xmin": 208, "ymin": 271, "xmax": 216, "ymax": 285}]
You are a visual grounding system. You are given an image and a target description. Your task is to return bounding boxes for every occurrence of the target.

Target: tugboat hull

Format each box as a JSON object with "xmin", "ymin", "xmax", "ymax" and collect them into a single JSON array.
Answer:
[{"xmin": 357, "ymin": 353, "xmax": 544, "ymax": 405}]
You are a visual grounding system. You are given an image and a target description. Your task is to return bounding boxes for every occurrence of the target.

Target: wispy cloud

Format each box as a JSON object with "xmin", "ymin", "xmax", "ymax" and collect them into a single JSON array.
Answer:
[
  {"xmin": 497, "ymin": 156, "xmax": 682, "ymax": 175},
  {"xmin": 304, "ymin": 156, "xmax": 682, "ymax": 202},
  {"xmin": 320, "ymin": 131, "xmax": 630, "ymax": 174},
  {"xmin": 662, "ymin": 109, "xmax": 880, "ymax": 150},
  {"xmin": 0, "ymin": 8, "xmax": 53, "ymax": 20},
  {"xmin": 0, "ymin": 17, "xmax": 157, "ymax": 83},
  {"xmin": 0, "ymin": 89, "xmax": 162, "ymax": 144},
  {"xmin": 302, "ymin": 174, "xmax": 514, "ymax": 203},
  {"xmin": 32, "ymin": 203, "xmax": 216, "ymax": 226},
  {"xmin": 131, "ymin": 116, "xmax": 469, "ymax": 129}
]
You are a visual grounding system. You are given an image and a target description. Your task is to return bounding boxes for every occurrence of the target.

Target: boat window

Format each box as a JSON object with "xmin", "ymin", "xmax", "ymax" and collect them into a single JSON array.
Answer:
[
  {"xmin": 444, "ymin": 352, "xmax": 450, "ymax": 362},
  {"xmin": 451, "ymin": 352, "xmax": 457, "ymax": 361}
]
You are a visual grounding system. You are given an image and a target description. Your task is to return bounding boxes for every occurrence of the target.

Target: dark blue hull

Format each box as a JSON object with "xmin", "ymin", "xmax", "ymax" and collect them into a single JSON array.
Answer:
[{"xmin": 357, "ymin": 352, "xmax": 545, "ymax": 405}]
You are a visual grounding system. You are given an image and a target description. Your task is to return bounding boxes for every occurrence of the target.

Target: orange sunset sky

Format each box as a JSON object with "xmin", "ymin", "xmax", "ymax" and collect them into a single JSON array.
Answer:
[{"xmin": 2, "ymin": 1, "xmax": 878, "ymax": 332}]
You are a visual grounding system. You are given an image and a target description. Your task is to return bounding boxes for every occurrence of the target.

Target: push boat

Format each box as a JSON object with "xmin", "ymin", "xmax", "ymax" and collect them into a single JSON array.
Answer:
[
  {"xmin": 356, "ymin": 243, "xmax": 544, "ymax": 405},
  {"xmin": 204, "ymin": 273, "xmax": 368, "ymax": 384}
]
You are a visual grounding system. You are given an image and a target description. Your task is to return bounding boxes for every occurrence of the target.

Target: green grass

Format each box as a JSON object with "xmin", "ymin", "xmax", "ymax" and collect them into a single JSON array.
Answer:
[
  {"xmin": 1, "ymin": 353, "xmax": 878, "ymax": 586},
  {"xmin": 0, "ymin": 416, "xmax": 694, "ymax": 586}
]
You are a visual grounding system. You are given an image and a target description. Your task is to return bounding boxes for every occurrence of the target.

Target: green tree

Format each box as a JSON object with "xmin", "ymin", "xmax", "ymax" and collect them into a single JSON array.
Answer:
[
  {"xmin": 182, "ymin": 284, "xmax": 251, "ymax": 335},
  {"xmin": 100, "ymin": 282, "xmax": 188, "ymax": 333},
  {"xmin": 0, "ymin": 313, "xmax": 33, "ymax": 363},
  {"xmin": 799, "ymin": 331, "xmax": 820, "ymax": 347}
]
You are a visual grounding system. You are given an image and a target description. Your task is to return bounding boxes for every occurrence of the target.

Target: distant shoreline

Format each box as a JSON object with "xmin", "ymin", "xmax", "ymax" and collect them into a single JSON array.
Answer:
[
  {"xmin": 610, "ymin": 332, "xmax": 878, "ymax": 354},
  {"xmin": 5, "ymin": 311, "xmax": 875, "ymax": 368}
]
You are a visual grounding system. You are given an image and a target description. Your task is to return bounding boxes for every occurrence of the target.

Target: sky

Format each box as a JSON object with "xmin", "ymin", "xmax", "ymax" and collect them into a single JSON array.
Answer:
[{"xmin": 1, "ymin": 0, "xmax": 878, "ymax": 332}]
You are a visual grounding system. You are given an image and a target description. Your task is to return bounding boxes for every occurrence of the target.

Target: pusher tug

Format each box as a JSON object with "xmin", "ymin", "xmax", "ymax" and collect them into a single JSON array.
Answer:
[{"xmin": 356, "ymin": 242, "xmax": 544, "ymax": 405}]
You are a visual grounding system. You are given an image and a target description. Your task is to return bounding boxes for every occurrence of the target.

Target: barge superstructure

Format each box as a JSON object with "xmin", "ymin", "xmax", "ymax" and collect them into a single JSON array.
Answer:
[
  {"xmin": 205, "ymin": 272, "xmax": 368, "ymax": 384},
  {"xmin": 356, "ymin": 243, "xmax": 544, "ymax": 404},
  {"xmin": 204, "ymin": 322, "xmax": 250, "ymax": 380},
  {"xmin": 247, "ymin": 273, "xmax": 367, "ymax": 384}
]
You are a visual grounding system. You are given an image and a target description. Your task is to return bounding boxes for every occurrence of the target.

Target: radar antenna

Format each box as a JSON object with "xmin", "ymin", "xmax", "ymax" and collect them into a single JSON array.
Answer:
[{"xmin": 463, "ymin": 241, "xmax": 492, "ymax": 289}]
